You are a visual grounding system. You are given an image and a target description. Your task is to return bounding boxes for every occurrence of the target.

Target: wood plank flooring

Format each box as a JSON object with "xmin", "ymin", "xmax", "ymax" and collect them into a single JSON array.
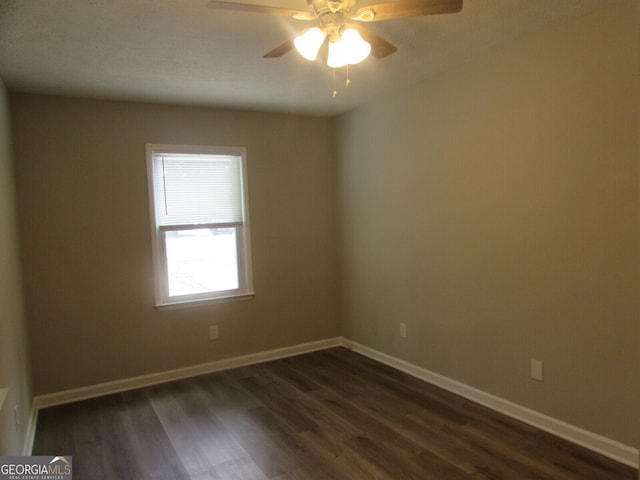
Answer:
[{"xmin": 33, "ymin": 347, "xmax": 637, "ymax": 480}]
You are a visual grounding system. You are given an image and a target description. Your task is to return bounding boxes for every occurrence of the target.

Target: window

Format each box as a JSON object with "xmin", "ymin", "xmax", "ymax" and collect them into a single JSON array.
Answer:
[{"xmin": 146, "ymin": 144, "xmax": 253, "ymax": 307}]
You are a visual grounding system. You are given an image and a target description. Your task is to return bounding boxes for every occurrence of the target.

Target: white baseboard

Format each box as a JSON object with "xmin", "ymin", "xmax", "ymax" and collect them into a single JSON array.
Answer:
[
  {"xmin": 0, "ymin": 387, "xmax": 38, "ymax": 455},
  {"xmin": 340, "ymin": 337, "xmax": 639, "ymax": 469},
  {"xmin": 30, "ymin": 336, "xmax": 639, "ymax": 469},
  {"xmin": 33, "ymin": 337, "xmax": 342, "ymax": 411},
  {"xmin": 22, "ymin": 401, "xmax": 38, "ymax": 456}
]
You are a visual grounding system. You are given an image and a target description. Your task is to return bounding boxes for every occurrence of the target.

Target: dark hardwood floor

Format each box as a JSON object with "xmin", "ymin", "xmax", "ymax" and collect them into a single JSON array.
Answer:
[{"xmin": 33, "ymin": 347, "xmax": 637, "ymax": 479}]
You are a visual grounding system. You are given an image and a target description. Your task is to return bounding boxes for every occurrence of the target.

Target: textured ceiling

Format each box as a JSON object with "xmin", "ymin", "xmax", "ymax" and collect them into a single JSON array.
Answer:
[{"xmin": 0, "ymin": 0, "xmax": 621, "ymax": 116}]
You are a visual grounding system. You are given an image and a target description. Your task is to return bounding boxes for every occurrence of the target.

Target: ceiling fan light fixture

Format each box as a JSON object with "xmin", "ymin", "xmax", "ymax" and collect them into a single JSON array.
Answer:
[
  {"xmin": 343, "ymin": 29, "xmax": 371, "ymax": 64},
  {"xmin": 327, "ymin": 28, "xmax": 371, "ymax": 68},
  {"xmin": 294, "ymin": 27, "xmax": 326, "ymax": 61}
]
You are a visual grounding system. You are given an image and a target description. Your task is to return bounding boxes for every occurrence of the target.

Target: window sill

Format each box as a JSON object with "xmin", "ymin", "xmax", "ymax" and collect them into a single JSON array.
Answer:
[{"xmin": 155, "ymin": 292, "xmax": 255, "ymax": 311}]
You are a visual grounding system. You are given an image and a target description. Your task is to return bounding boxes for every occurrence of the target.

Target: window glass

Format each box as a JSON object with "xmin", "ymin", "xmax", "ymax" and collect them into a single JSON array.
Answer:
[{"xmin": 146, "ymin": 145, "xmax": 253, "ymax": 307}]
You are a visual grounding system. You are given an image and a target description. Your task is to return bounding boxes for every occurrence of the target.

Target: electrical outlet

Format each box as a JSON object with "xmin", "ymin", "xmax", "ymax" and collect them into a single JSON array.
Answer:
[
  {"xmin": 209, "ymin": 325, "xmax": 219, "ymax": 340},
  {"xmin": 530, "ymin": 359, "xmax": 543, "ymax": 381},
  {"xmin": 400, "ymin": 323, "xmax": 407, "ymax": 339}
]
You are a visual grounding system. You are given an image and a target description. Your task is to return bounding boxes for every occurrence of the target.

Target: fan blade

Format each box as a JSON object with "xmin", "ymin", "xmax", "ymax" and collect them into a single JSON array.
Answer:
[
  {"xmin": 353, "ymin": 0, "xmax": 462, "ymax": 21},
  {"xmin": 206, "ymin": 0, "xmax": 315, "ymax": 20},
  {"xmin": 354, "ymin": 26, "xmax": 397, "ymax": 58},
  {"xmin": 263, "ymin": 37, "xmax": 296, "ymax": 58}
]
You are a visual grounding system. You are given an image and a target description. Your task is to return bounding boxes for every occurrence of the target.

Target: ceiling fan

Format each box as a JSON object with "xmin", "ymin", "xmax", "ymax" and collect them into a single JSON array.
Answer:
[{"xmin": 206, "ymin": 0, "xmax": 463, "ymax": 95}]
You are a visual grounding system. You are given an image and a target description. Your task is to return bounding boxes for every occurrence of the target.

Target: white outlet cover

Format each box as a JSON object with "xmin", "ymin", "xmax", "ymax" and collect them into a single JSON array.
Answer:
[
  {"xmin": 209, "ymin": 325, "xmax": 219, "ymax": 340},
  {"xmin": 531, "ymin": 359, "xmax": 543, "ymax": 381}
]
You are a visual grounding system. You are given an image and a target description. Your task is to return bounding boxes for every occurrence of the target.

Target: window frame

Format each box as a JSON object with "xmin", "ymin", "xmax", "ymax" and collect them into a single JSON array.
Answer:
[{"xmin": 146, "ymin": 144, "xmax": 254, "ymax": 309}]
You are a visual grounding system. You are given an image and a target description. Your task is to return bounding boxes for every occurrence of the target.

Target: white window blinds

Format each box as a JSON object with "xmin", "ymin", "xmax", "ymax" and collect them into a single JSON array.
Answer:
[{"xmin": 152, "ymin": 153, "xmax": 244, "ymax": 226}]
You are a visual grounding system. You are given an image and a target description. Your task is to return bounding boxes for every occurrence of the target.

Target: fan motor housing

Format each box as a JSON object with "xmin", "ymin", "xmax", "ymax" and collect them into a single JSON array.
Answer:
[{"xmin": 308, "ymin": 0, "xmax": 358, "ymax": 16}]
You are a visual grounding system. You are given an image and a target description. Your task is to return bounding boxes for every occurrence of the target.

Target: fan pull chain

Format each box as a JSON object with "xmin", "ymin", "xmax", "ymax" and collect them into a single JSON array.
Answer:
[
  {"xmin": 332, "ymin": 68, "xmax": 338, "ymax": 98},
  {"xmin": 332, "ymin": 67, "xmax": 354, "ymax": 98}
]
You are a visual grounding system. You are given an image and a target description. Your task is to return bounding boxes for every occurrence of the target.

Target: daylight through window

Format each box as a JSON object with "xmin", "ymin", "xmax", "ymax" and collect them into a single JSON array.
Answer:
[{"xmin": 146, "ymin": 144, "xmax": 253, "ymax": 307}]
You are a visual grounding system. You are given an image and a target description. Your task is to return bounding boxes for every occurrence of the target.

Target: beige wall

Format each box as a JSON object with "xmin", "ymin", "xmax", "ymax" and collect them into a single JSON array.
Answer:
[
  {"xmin": 5, "ymin": 0, "xmax": 639, "ymax": 458},
  {"xmin": 336, "ymin": 2, "xmax": 639, "ymax": 448},
  {"xmin": 10, "ymin": 95, "xmax": 339, "ymax": 395},
  {"xmin": 0, "ymin": 78, "xmax": 33, "ymax": 454}
]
